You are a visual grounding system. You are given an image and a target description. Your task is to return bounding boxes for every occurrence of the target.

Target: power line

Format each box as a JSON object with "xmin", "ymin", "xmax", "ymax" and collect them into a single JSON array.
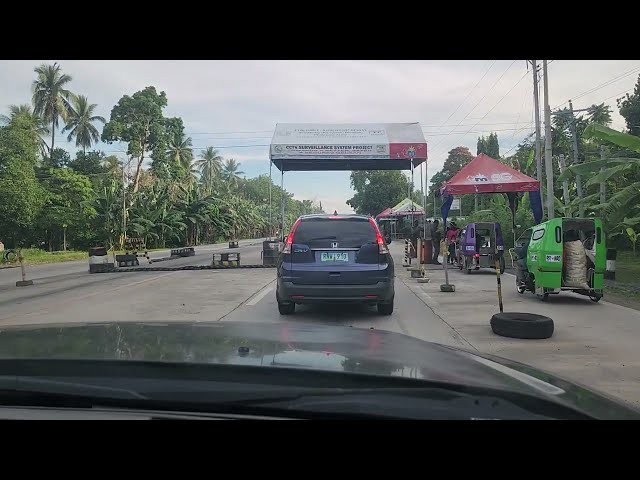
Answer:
[
  {"xmin": 429, "ymin": 63, "xmax": 526, "ymax": 158},
  {"xmin": 427, "ymin": 60, "xmax": 516, "ymax": 154},
  {"xmin": 552, "ymin": 64, "xmax": 640, "ymax": 109},
  {"xmin": 434, "ymin": 60, "xmax": 497, "ymax": 127}
]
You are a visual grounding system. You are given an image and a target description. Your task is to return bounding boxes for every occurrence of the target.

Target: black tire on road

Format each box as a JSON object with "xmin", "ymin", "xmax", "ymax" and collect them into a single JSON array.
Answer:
[
  {"xmin": 490, "ymin": 312, "xmax": 554, "ymax": 339},
  {"xmin": 590, "ymin": 295, "xmax": 602, "ymax": 303},
  {"xmin": 377, "ymin": 300, "xmax": 394, "ymax": 316},
  {"xmin": 278, "ymin": 301, "xmax": 295, "ymax": 315}
]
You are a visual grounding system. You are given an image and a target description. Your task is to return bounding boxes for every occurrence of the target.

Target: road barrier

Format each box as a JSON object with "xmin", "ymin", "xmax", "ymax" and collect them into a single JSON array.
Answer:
[
  {"xmin": 170, "ymin": 247, "xmax": 195, "ymax": 257},
  {"xmin": 124, "ymin": 237, "xmax": 151, "ymax": 264},
  {"xmin": 212, "ymin": 252, "xmax": 240, "ymax": 267},
  {"xmin": 92, "ymin": 263, "xmax": 275, "ymax": 273},
  {"xmin": 116, "ymin": 254, "xmax": 139, "ymax": 267},
  {"xmin": 89, "ymin": 246, "xmax": 114, "ymax": 273},
  {"xmin": 261, "ymin": 240, "xmax": 281, "ymax": 266},
  {"xmin": 403, "ymin": 239, "xmax": 410, "ymax": 267}
]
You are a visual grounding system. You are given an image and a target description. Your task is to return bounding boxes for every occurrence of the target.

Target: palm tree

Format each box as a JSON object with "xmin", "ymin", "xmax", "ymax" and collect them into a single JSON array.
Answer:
[
  {"xmin": 221, "ymin": 158, "xmax": 244, "ymax": 189},
  {"xmin": 32, "ymin": 62, "xmax": 75, "ymax": 151},
  {"xmin": 166, "ymin": 133, "xmax": 193, "ymax": 173},
  {"xmin": 195, "ymin": 147, "xmax": 223, "ymax": 193},
  {"xmin": 62, "ymin": 95, "xmax": 105, "ymax": 154},
  {"xmin": 1, "ymin": 104, "xmax": 50, "ymax": 156}
]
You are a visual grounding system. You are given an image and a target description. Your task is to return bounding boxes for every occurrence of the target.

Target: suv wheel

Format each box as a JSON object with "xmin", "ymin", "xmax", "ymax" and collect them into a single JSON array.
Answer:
[
  {"xmin": 278, "ymin": 301, "xmax": 295, "ymax": 315},
  {"xmin": 377, "ymin": 300, "xmax": 394, "ymax": 316}
]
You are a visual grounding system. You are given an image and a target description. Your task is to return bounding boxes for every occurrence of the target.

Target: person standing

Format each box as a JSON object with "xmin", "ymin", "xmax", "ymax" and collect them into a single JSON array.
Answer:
[
  {"xmin": 431, "ymin": 220, "xmax": 441, "ymax": 265},
  {"xmin": 446, "ymin": 222, "xmax": 459, "ymax": 265}
]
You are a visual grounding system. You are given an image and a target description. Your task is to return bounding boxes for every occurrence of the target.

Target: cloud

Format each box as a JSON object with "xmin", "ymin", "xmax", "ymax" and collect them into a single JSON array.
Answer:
[{"xmin": 2, "ymin": 59, "xmax": 639, "ymax": 207}]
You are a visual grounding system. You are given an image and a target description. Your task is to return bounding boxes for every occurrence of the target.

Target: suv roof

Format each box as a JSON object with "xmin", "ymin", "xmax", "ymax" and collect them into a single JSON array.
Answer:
[{"xmin": 298, "ymin": 213, "xmax": 371, "ymax": 220}]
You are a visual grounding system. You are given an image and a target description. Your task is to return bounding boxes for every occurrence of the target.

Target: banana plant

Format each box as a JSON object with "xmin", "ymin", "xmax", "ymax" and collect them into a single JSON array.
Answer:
[{"xmin": 558, "ymin": 124, "xmax": 640, "ymax": 221}]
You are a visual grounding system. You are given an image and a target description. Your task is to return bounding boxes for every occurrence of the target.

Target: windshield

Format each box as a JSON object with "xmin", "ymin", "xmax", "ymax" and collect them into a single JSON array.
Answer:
[
  {"xmin": 1, "ymin": 60, "xmax": 640, "ymax": 419},
  {"xmin": 294, "ymin": 217, "xmax": 376, "ymax": 248}
]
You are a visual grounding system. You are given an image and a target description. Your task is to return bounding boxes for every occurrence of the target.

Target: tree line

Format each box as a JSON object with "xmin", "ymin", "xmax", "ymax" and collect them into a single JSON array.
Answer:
[{"xmin": 0, "ymin": 63, "xmax": 323, "ymax": 252}]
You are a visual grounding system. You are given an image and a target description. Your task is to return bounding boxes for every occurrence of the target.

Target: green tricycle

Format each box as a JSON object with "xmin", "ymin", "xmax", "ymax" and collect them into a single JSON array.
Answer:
[{"xmin": 513, "ymin": 217, "xmax": 605, "ymax": 302}]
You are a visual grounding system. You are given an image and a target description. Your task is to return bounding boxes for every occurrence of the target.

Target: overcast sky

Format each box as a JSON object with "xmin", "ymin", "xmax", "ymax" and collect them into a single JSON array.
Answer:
[{"xmin": 2, "ymin": 60, "xmax": 639, "ymax": 214}]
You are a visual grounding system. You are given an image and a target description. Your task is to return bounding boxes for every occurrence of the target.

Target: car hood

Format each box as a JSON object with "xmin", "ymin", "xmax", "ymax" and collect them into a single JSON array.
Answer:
[{"xmin": 0, "ymin": 321, "xmax": 637, "ymax": 418}]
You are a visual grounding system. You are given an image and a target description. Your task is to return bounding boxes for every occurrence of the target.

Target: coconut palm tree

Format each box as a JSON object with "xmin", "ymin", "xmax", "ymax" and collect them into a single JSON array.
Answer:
[
  {"xmin": 195, "ymin": 147, "xmax": 223, "ymax": 193},
  {"xmin": 221, "ymin": 158, "xmax": 244, "ymax": 189},
  {"xmin": 166, "ymin": 132, "xmax": 193, "ymax": 173},
  {"xmin": 31, "ymin": 62, "xmax": 75, "ymax": 151},
  {"xmin": 62, "ymin": 95, "xmax": 105, "ymax": 154},
  {"xmin": 0, "ymin": 104, "xmax": 50, "ymax": 156}
]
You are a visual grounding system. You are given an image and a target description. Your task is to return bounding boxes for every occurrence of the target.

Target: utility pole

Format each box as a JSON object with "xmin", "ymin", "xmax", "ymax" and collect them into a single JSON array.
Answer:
[
  {"xmin": 531, "ymin": 60, "xmax": 544, "ymax": 209},
  {"xmin": 568, "ymin": 100, "xmax": 584, "ymax": 217},
  {"xmin": 600, "ymin": 145, "xmax": 606, "ymax": 205},
  {"xmin": 543, "ymin": 60, "xmax": 555, "ymax": 220}
]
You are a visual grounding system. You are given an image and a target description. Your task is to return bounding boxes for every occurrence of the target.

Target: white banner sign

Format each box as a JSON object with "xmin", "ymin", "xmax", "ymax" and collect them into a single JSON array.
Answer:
[{"xmin": 270, "ymin": 123, "xmax": 427, "ymax": 160}]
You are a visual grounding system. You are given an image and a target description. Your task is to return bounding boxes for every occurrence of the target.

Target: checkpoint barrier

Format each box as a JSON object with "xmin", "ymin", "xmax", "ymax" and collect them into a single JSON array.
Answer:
[
  {"xmin": 171, "ymin": 247, "xmax": 195, "ymax": 257},
  {"xmin": 88, "ymin": 246, "xmax": 114, "ymax": 273},
  {"xmin": 124, "ymin": 237, "xmax": 151, "ymax": 265},
  {"xmin": 212, "ymin": 252, "xmax": 240, "ymax": 267},
  {"xmin": 261, "ymin": 240, "xmax": 281, "ymax": 266},
  {"xmin": 229, "ymin": 240, "xmax": 239, "ymax": 249},
  {"xmin": 116, "ymin": 254, "xmax": 139, "ymax": 267}
]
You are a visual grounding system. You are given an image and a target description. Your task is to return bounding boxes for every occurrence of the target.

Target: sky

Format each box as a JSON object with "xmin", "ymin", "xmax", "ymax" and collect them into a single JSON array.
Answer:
[{"xmin": 1, "ymin": 60, "xmax": 639, "ymax": 214}]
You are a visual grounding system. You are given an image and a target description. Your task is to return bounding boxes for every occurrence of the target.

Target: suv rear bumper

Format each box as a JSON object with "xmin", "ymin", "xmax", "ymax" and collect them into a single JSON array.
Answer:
[{"xmin": 277, "ymin": 280, "xmax": 394, "ymax": 304}]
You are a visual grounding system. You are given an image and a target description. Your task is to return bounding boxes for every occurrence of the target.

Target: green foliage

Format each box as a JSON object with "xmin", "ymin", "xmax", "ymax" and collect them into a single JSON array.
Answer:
[
  {"xmin": 31, "ymin": 62, "xmax": 75, "ymax": 151},
  {"xmin": 62, "ymin": 95, "xmax": 105, "ymax": 152},
  {"xmin": 42, "ymin": 147, "xmax": 71, "ymax": 169},
  {"xmin": 347, "ymin": 170, "xmax": 410, "ymax": 217},
  {"xmin": 0, "ymin": 121, "xmax": 46, "ymax": 246},
  {"xmin": 101, "ymin": 86, "xmax": 168, "ymax": 192},
  {"xmin": 69, "ymin": 150, "xmax": 108, "ymax": 177},
  {"xmin": 618, "ymin": 75, "xmax": 640, "ymax": 136},
  {"xmin": 477, "ymin": 133, "xmax": 499, "ymax": 158},
  {"xmin": 429, "ymin": 146, "xmax": 474, "ymax": 195},
  {"xmin": 36, "ymin": 167, "xmax": 96, "ymax": 250}
]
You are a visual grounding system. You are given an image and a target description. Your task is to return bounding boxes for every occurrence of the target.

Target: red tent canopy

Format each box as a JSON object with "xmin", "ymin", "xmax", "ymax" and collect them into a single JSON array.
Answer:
[
  {"xmin": 440, "ymin": 153, "xmax": 540, "ymax": 195},
  {"xmin": 376, "ymin": 207, "xmax": 394, "ymax": 219}
]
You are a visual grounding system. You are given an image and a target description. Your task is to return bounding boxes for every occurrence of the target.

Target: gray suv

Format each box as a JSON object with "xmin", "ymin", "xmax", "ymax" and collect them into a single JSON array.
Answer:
[{"xmin": 276, "ymin": 214, "xmax": 395, "ymax": 315}]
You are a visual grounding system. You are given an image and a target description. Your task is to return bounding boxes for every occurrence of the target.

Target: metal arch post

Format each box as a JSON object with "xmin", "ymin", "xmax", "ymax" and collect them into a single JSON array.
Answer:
[
  {"xmin": 280, "ymin": 169, "xmax": 285, "ymax": 241},
  {"xmin": 269, "ymin": 158, "xmax": 273, "ymax": 240}
]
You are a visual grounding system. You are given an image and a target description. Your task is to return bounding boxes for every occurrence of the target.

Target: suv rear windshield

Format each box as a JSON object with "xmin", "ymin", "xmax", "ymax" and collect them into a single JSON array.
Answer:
[{"xmin": 294, "ymin": 217, "xmax": 377, "ymax": 248}]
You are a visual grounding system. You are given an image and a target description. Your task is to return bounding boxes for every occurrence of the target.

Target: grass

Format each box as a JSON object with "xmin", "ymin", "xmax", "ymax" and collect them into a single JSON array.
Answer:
[
  {"xmin": 611, "ymin": 251, "xmax": 640, "ymax": 285},
  {"xmin": 1, "ymin": 246, "xmax": 170, "ymax": 267},
  {"xmin": 10, "ymin": 248, "xmax": 88, "ymax": 266},
  {"xmin": 604, "ymin": 250, "xmax": 640, "ymax": 308}
]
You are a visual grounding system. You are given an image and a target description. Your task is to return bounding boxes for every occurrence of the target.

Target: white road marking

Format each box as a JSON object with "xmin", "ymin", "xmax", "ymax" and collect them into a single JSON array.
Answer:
[{"xmin": 246, "ymin": 284, "xmax": 274, "ymax": 306}]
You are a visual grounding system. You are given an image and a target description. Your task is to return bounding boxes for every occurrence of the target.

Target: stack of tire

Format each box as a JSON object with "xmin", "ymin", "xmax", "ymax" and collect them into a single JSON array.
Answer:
[{"xmin": 89, "ymin": 246, "xmax": 114, "ymax": 273}]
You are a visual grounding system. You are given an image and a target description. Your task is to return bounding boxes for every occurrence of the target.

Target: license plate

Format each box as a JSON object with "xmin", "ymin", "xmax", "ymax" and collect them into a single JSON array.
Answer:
[{"xmin": 321, "ymin": 252, "xmax": 349, "ymax": 262}]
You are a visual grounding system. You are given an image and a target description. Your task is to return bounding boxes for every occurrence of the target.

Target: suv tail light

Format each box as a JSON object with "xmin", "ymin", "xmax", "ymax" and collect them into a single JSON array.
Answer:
[
  {"xmin": 282, "ymin": 218, "xmax": 302, "ymax": 254},
  {"xmin": 368, "ymin": 218, "xmax": 389, "ymax": 254}
]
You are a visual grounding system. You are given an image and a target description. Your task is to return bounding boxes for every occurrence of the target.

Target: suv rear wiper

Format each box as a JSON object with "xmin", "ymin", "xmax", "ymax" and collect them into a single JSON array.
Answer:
[{"xmin": 303, "ymin": 236, "xmax": 337, "ymax": 241}]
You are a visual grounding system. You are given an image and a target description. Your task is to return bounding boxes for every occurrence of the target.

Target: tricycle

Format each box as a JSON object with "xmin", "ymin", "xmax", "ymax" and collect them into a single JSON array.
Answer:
[
  {"xmin": 514, "ymin": 217, "xmax": 604, "ymax": 302},
  {"xmin": 456, "ymin": 222, "xmax": 505, "ymax": 274}
]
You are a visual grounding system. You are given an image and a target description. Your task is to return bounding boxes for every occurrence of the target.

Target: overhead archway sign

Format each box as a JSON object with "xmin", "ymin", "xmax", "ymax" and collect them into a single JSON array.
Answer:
[{"xmin": 270, "ymin": 123, "xmax": 427, "ymax": 172}]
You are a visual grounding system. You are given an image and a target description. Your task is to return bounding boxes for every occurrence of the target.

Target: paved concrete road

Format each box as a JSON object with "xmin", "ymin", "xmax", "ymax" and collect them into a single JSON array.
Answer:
[
  {"xmin": 404, "ymin": 244, "xmax": 640, "ymax": 407},
  {"xmin": 0, "ymin": 239, "xmax": 266, "ymax": 325},
  {"xmin": 2, "ymin": 237, "xmax": 640, "ymax": 407}
]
